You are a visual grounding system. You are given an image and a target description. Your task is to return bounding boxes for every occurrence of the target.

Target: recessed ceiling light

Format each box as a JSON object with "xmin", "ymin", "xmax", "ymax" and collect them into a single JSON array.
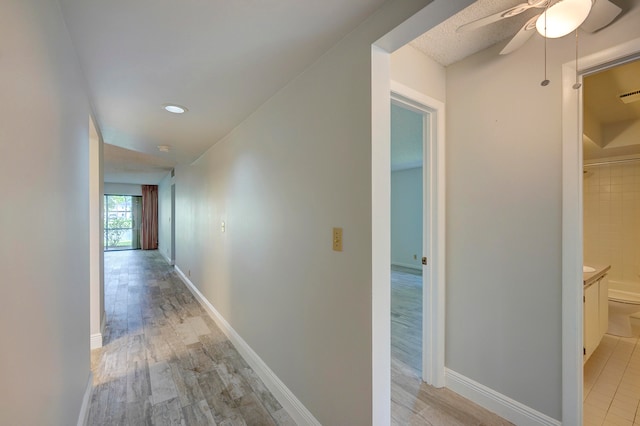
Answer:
[
  {"xmin": 163, "ymin": 104, "xmax": 188, "ymax": 114},
  {"xmin": 157, "ymin": 145, "xmax": 171, "ymax": 152}
]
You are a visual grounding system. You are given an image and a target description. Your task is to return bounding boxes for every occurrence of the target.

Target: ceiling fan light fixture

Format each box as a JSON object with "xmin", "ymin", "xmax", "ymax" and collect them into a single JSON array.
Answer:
[{"xmin": 535, "ymin": 0, "xmax": 593, "ymax": 39}]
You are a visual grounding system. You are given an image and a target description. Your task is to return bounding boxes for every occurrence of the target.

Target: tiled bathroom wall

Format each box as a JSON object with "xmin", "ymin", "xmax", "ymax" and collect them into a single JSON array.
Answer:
[{"xmin": 584, "ymin": 161, "xmax": 640, "ymax": 288}]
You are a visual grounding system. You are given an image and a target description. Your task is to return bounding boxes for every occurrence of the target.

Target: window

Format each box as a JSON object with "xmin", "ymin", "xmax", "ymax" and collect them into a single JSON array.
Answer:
[{"xmin": 104, "ymin": 195, "xmax": 142, "ymax": 251}]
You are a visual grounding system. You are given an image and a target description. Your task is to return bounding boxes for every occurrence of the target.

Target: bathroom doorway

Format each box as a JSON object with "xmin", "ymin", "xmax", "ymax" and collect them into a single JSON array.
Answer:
[
  {"xmin": 562, "ymin": 39, "xmax": 640, "ymax": 425},
  {"xmin": 581, "ymin": 57, "xmax": 640, "ymax": 424},
  {"xmin": 389, "ymin": 82, "xmax": 446, "ymax": 421}
]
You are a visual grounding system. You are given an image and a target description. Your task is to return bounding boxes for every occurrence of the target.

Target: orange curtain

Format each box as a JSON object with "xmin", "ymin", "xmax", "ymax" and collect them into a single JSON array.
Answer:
[{"xmin": 141, "ymin": 185, "xmax": 158, "ymax": 250}]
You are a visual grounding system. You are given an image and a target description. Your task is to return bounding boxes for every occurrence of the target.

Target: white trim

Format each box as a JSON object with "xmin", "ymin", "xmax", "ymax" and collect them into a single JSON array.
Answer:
[
  {"xmin": 446, "ymin": 369, "xmax": 561, "ymax": 426},
  {"xmin": 391, "ymin": 80, "xmax": 446, "ymax": 388},
  {"xmin": 371, "ymin": 44, "xmax": 392, "ymax": 426},
  {"xmin": 90, "ymin": 333, "xmax": 103, "ymax": 350},
  {"xmin": 77, "ymin": 372, "xmax": 93, "ymax": 426},
  {"xmin": 160, "ymin": 249, "xmax": 174, "ymax": 266},
  {"xmin": 174, "ymin": 266, "xmax": 320, "ymax": 426},
  {"xmin": 562, "ymin": 36, "xmax": 640, "ymax": 426}
]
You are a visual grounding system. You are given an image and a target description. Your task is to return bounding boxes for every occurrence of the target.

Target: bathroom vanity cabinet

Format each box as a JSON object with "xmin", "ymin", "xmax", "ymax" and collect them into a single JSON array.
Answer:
[{"xmin": 583, "ymin": 268, "xmax": 610, "ymax": 363}]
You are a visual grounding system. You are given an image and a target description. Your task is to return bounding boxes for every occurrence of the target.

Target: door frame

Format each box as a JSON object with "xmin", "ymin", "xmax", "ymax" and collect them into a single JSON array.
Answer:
[
  {"xmin": 391, "ymin": 80, "xmax": 446, "ymax": 387},
  {"xmin": 562, "ymin": 36, "xmax": 640, "ymax": 426},
  {"xmin": 171, "ymin": 183, "xmax": 176, "ymax": 265}
]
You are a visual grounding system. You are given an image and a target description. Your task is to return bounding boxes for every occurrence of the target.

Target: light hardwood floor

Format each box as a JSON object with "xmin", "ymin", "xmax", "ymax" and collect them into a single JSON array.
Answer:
[
  {"xmin": 89, "ymin": 251, "xmax": 511, "ymax": 425},
  {"xmin": 390, "ymin": 266, "xmax": 512, "ymax": 426},
  {"xmin": 88, "ymin": 250, "xmax": 295, "ymax": 425}
]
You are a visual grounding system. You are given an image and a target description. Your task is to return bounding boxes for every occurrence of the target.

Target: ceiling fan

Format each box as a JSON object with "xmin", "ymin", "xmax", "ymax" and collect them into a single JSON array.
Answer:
[{"xmin": 457, "ymin": 0, "xmax": 622, "ymax": 55}]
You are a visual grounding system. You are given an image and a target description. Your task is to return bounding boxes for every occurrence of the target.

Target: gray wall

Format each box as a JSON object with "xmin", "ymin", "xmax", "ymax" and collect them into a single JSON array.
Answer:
[
  {"xmin": 444, "ymin": 7, "xmax": 640, "ymax": 420},
  {"xmin": 0, "ymin": 0, "xmax": 91, "ymax": 424},
  {"xmin": 389, "ymin": 5, "xmax": 640, "ymax": 421},
  {"xmin": 391, "ymin": 167, "xmax": 423, "ymax": 269},
  {"xmin": 172, "ymin": 1, "xmax": 431, "ymax": 423}
]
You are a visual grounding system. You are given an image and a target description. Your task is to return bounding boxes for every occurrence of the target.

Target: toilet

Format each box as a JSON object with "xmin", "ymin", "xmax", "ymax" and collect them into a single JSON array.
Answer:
[{"xmin": 608, "ymin": 289, "xmax": 640, "ymax": 337}]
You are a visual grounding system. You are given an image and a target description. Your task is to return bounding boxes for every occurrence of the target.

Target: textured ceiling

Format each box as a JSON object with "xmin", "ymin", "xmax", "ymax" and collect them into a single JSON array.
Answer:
[
  {"xmin": 59, "ymin": 0, "xmax": 388, "ymax": 169},
  {"xmin": 410, "ymin": 0, "xmax": 634, "ymax": 66},
  {"xmin": 410, "ymin": 0, "xmax": 542, "ymax": 66}
]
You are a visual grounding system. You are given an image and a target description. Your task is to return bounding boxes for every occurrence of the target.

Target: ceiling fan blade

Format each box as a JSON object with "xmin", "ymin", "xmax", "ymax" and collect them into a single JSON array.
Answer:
[
  {"xmin": 580, "ymin": 0, "xmax": 622, "ymax": 33},
  {"xmin": 457, "ymin": 2, "xmax": 539, "ymax": 33},
  {"xmin": 499, "ymin": 15, "xmax": 539, "ymax": 55}
]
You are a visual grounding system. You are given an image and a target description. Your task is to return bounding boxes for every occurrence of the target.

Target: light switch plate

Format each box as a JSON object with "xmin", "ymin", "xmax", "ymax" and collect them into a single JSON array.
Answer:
[{"xmin": 333, "ymin": 227, "xmax": 343, "ymax": 252}]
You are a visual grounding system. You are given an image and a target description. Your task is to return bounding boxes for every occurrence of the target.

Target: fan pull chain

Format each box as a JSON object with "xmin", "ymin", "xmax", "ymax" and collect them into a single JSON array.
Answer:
[
  {"xmin": 573, "ymin": 30, "xmax": 582, "ymax": 90},
  {"xmin": 541, "ymin": 4, "xmax": 550, "ymax": 86}
]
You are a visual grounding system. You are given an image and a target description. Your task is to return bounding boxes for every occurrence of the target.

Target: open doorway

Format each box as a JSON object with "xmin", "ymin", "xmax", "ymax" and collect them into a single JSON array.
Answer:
[
  {"xmin": 389, "ymin": 82, "xmax": 446, "ymax": 422},
  {"xmin": 562, "ymin": 37, "xmax": 640, "ymax": 425},
  {"xmin": 580, "ymin": 57, "xmax": 640, "ymax": 424},
  {"xmin": 390, "ymin": 99, "xmax": 425, "ymax": 412}
]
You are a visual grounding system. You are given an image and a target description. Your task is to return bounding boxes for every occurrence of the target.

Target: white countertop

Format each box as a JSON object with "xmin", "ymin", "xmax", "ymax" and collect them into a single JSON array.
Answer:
[{"xmin": 583, "ymin": 264, "xmax": 611, "ymax": 288}]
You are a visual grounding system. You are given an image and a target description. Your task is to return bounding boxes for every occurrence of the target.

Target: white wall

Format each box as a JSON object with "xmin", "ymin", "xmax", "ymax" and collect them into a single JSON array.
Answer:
[
  {"xmin": 391, "ymin": 167, "xmax": 423, "ymax": 269},
  {"xmin": 391, "ymin": 43, "xmax": 446, "ymax": 102},
  {"xmin": 0, "ymin": 0, "xmax": 91, "ymax": 424},
  {"xmin": 104, "ymin": 182, "xmax": 142, "ymax": 196},
  {"xmin": 173, "ymin": 1, "xmax": 432, "ymax": 423},
  {"xmin": 158, "ymin": 172, "xmax": 173, "ymax": 263},
  {"xmin": 444, "ymin": 7, "xmax": 640, "ymax": 420}
]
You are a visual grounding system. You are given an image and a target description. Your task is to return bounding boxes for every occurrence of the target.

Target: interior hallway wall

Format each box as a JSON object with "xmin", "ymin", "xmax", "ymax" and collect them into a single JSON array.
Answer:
[
  {"xmin": 173, "ymin": 1, "xmax": 433, "ymax": 423},
  {"xmin": 391, "ymin": 167, "xmax": 423, "ymax": 269},
  {"xmin": 0, "ymin": 0, "xmax": 92, "ymax": 424},
  {"xmin": 445, "ymin": 6, "xmax": 640, "ymax": 420}
]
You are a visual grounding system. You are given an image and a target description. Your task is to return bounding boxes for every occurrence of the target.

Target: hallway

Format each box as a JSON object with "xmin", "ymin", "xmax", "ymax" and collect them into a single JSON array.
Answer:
[{"xmin": 88, "ymin": 250, "xmax": 294, "ymax": 425}]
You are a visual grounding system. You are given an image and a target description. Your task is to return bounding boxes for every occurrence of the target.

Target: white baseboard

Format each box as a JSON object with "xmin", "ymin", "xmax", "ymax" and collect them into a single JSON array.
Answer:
[
  {"xmin": 160, "ymin": 249, "xmax": 174, "ymax": 265},
  {"xmin": 391, "ymin": 262, "xmax": 422, "ymax": 271},
  {"xmin": 174, "ymin": 266, "xmax": 320, "ymax": 426},
  {"xmin": 445, "ymin": 369, "xmax": 561, "ymax": 426},
  {"xmin": 77, "ymin": 372, "xmax": 93, "ymax": 426},
  {"xmin": 90, "ymin": 333, "xmax": 103, "ymax": 350}
]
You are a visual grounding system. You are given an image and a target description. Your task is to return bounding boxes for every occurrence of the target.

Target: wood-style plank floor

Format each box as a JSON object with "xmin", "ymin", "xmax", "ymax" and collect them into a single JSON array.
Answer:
[
  {"xmin": 390, "ymin": 266, "xmax": 513, "ymax": 426},
  {"xmin": 88, "ymin": 250, "xmax": 295, "ymax": 425}
]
